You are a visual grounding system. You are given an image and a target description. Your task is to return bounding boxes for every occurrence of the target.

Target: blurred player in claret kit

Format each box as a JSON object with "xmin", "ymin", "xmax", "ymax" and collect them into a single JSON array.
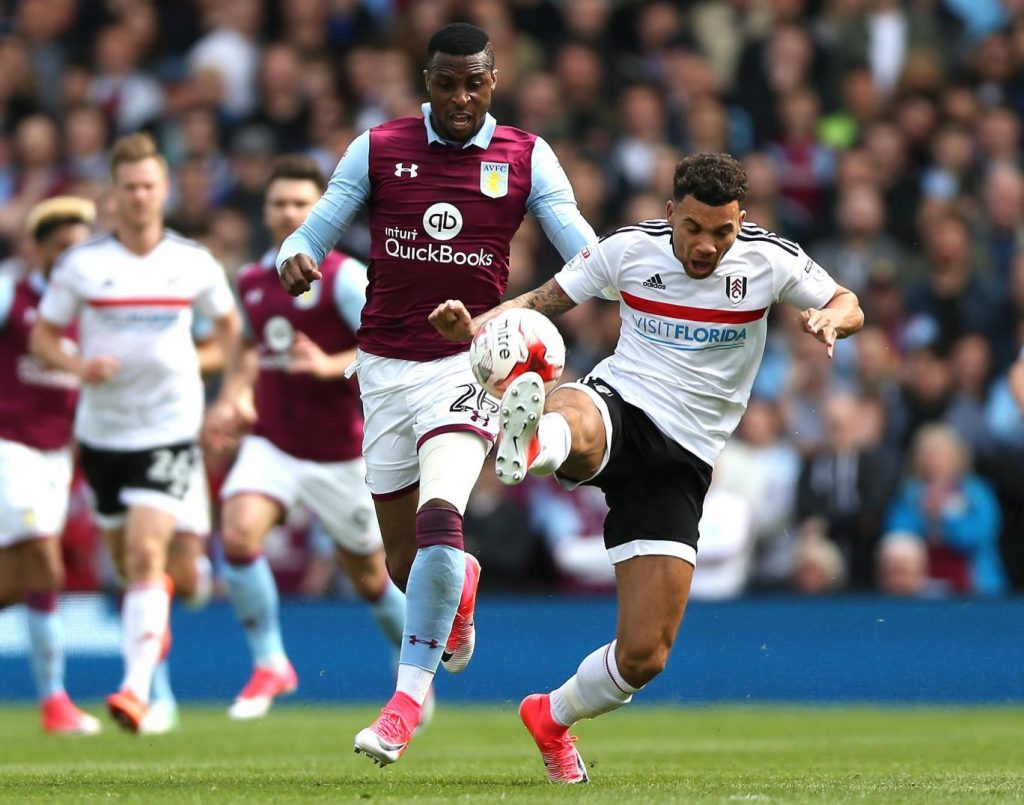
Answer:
[
  {"xmin": 432, "ymin": 153, "xmax": 864, "ymax": 783},
  {"xmin": 205, "ymin": 155, "xmax": 408, "ymax": 721},
  {"xmin": 0, "ymin": 197, "xmax": 99, "ymax": 735},
  {"xmin": 30, "ymin": 133, "xmax": 241, "ymax": 733},
  {"xmin": 277, "ymin": 23, "xmax": 597, "ymax": 764}
]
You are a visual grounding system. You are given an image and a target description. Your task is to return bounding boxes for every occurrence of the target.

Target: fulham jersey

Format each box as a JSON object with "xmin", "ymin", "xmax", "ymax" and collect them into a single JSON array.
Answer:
[
  {"xmin": 39, "ymin": 231, "xmax": 235, "ymax": 450},
  {"xmin": 554, "ymin": 220, "xmax": 838, "ymax": 465}
]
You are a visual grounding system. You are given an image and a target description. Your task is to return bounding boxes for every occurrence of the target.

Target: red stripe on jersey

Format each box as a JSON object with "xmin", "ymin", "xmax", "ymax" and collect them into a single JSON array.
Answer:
[
  {"xmin": 621, "ymin": 290, "xmax": 767, "ymax": 324},
  {"xmin": 87, "ymin": 298, "xmax": 192, "ymax": 308}
]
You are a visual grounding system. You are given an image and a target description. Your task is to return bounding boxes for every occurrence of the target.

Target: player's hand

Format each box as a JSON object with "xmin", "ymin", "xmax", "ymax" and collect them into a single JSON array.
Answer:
[
  {"xmin": 429, "ymin": 299, "xmax": 473, "ymax": 342},
  {"xmin": 800, "ymin": 307, "xmax": 838, "ymax": 359},
  {"xmin": 79, "ymin": 356, "xmax": 119, "ymax": 384},
  {"xmin": 289, "ymin": 332, "xmax": 331, "ymax": 378},
  {"xmin": 278, "ymin": 254, "xmax": 322, "ymax": 297},
  {"xmin": 202, "ymin": 397, "xmax": 254, "ymax": 452}
]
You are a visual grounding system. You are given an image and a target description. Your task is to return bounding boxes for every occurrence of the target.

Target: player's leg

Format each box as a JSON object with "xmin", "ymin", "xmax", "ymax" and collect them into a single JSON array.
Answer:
[
  {"xmin": 354, "ymin": 430, "xmax": 488, "ymax": 765},
  {"xmin": 522, "ymin": 555, "xmax": 693, "ymax": 784},
  {"xmin": 335, "ymin": 547, "xmax": 405, "ymax": 646},
  {"xmin": 496, "ymin": 375, "xmax": 608, "ymax": 485},
  {"xmin": 110, "ymin": 503, "xmax": 176, "ymax": 728},
  {"xmin": 372, "ymin": 490, "xmax": 419, "ymax": 590},
  {"xmin": 219, "ymin": 436, "xmax": 299, "ymax": 719}
]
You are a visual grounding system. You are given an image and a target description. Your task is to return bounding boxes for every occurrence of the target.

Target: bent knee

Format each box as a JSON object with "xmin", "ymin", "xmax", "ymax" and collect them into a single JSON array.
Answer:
[
  {"xmin": 221, "ymin": 518, "xmax": 267, "ymax": 560},
  {"xmin": 615, "ymin": 641, "xmax": 673, "ymax": 688}
]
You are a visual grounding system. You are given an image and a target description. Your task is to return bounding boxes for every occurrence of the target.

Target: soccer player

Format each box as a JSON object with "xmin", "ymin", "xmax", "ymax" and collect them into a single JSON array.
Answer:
[
  {"xmin": 430, "ymin": 153, "xmax": 864, "ymax": 783},
  {"xmin": 206, "ymin": 155, "xmax": 407, "ymax": 720},
  {"xmin": 277, "ymin": 23, "xmax": 597, "ymax": 763},
  {"xmin": 30, "ymin": 133, "xmax": 241, "ymax": 733},
  {"xmin": 0, "ymin": 196, "xmax": 99, "ymax": 734}
]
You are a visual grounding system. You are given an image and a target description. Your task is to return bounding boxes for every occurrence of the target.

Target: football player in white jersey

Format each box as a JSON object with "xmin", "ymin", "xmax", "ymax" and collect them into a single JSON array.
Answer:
[
  {"xmin": 431, "ymin": 153, "xmax": 864, "ymax": 783},
  {"xmin": 30, "ymin": 133, "xmax": 241, "ymax": 733}
]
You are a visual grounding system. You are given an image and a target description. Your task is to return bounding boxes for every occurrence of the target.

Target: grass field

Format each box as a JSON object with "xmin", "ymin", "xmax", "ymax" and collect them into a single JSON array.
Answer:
[{"xmin": 1, "ymin": 705, "xmax": 1022, "ymax": 803}]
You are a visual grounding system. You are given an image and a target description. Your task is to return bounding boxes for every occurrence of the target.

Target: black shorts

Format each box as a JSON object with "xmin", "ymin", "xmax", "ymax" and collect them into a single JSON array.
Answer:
[
  {"xmin": 568, "ymin": 377, "xmax": 712, "ymax": 559},
  {"xmin": 79, "ymin": 440, "xmax": 198, "ymax": 519}
]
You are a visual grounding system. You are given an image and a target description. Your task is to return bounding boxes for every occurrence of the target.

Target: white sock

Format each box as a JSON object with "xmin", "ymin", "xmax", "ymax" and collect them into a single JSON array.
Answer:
[
  {"xmin": 529, "ymin": 412, "xmax": 573, "ymax": 475},
  {"xmin": 120, "ymin": 582, "xmax": 170, "ymax": 702},
  {"xmin": 396, "ymin": 662, "xmax": 434, "ymax": 705},
  {"xmin": 549, "ymin": 641, "xmax": 639, "ymax": 727}
]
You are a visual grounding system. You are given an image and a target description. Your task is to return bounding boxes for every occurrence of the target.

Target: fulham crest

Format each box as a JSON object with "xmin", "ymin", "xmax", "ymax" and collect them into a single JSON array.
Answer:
[{"xmin": 725, "ymin": 275, "xmax": 747, "ymax": 304}]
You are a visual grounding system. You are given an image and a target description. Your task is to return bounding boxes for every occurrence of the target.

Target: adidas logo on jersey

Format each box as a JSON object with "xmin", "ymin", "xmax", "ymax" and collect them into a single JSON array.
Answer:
[{"xmin": 642, "ymin": 273, "xmax": 666, "ymax": 290}]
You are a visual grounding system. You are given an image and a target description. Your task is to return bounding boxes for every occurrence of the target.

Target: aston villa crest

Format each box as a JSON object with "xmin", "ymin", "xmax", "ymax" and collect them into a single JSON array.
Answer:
[
  {"xmin": 725, "ymin": 275, "xmax": 747, "ymax": 304},
  {"xmin": 480, "ymin": 161, "xmax": 509, "ymax": 198}
]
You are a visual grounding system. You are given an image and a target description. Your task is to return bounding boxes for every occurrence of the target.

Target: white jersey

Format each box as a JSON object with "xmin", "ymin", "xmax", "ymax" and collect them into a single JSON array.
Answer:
[
  {"xmin": 39, "ymin": 230, "xmax": 235, "ymax": 450},
  {"xmin": 555, "ymin": 220, "xmax": 838, "ymax": 465}
]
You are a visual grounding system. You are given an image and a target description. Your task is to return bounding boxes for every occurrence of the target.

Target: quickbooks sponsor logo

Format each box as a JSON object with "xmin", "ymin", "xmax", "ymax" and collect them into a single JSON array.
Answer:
[
  {"xmin": 632, "ymin": 314, "xmax": 747, "ymax": 344},
  {"xmin": 384, "ymin": 238, "xmax": 494, "ymax": 266}
]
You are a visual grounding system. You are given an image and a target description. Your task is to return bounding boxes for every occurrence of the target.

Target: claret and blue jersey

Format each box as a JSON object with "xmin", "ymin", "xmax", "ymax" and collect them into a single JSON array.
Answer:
[{"xmin": 278, "ymin": 103, "xmax": 596, "ymax": 362}]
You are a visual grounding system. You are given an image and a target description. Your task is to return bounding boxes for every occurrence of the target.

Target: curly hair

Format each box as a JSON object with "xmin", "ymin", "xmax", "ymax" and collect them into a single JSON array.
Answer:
[{"xmin": 672, "ymin": 153, "xmax": 748, "ymax": 205}]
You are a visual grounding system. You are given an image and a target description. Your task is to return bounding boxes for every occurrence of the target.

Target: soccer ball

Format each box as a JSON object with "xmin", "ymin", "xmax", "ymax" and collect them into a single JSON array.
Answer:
[{"xmin": 469, "ymin": 308, "xmax": 565, "ymax": 397}]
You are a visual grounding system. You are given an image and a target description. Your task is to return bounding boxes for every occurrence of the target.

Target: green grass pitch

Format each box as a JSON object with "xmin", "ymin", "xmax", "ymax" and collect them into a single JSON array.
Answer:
[{"xmin": 1, "ymin": 704, "xmax": 1022, "ymax": 802}]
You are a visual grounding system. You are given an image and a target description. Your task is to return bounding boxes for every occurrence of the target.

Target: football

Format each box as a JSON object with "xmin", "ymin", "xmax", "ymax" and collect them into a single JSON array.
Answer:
[{"xmin": 469, "ymin": 308, "xmax": 566, "ymax": 397}]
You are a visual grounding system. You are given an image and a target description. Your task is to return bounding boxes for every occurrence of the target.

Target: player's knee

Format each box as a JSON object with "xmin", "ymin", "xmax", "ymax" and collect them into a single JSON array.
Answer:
[
  {"xmin": 616, "ymin": 640, "xmax": 671, "ymax": 688},
  {"xmin": 221, "ymin": 516, "xmax": 264, "ymax": 561},
  {"xmin": 165, "ymin": 551, "xmax": 197, "ymax": 599},
  {"xmin": 125, "ymin": 544, "xmax": 163, "ymax": 580}
]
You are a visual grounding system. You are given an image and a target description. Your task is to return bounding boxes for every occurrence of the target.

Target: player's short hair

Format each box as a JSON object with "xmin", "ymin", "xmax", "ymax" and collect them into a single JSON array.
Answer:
[
  {"xmin": 26, "ymin": 196, "xmax": 96, "ymax": 243},
  {"xmin": 267, "ymin": 155, "xmax": 328, "ymax": 193},
  {"xmin": 673, "ymin": 153, "xmax": 748, "ymax": 206},
  {"xmin": 109, "ymin": 132, "xmax": 167, "ymax": 177},
  {"xmin": 426, "ymin": 23, "xmax": 494, "ymax": 71}
]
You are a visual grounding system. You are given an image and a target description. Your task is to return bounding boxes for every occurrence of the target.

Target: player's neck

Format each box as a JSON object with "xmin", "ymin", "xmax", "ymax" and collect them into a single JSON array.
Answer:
[{"xmin": 116, "ymin": 220, "xmax": 164, "ymax": 257}]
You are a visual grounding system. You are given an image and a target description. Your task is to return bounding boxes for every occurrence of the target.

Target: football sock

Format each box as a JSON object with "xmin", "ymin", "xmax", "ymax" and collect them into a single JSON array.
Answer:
[
  {"xmin": 121, "ymin": 581, "xmax": 171, "ymax": 702},
  {"xmin": 150, "ymin": 659, "xmax": 176, "ymax": 707},
  {"xmin": 368, "ymin": 580, "xmax": 406, "ymax": 649},
  {"xmin": 24, "ymin": 591, "xmax": 64, "ymax": 700},
  {"xmin": 224, "ymin": 555, "xmax": 288, "ymax": 671},
  {"xmin": 529, "ymin": 412, "xmax": 573, "ymax": 475},
  {"xmin": 397, "ymin": 508, "xmax": 466, "ymax": 696},
  {"xmin": 395, "ymin": 663, "xmax": 435, "ymax": 705},
  {"xmin": 549, "ymin": 641, "xmax": 639, "ymax": 727}
]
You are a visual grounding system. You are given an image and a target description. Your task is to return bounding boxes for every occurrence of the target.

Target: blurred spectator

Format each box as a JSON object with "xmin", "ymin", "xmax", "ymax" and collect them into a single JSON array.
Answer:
[
  {"xmin": 882, "ymin": 424, "xmax": 1007, "ymax": 596},
  {"xmin": 875, "ymin": 534, "xmax": 929, "ymax": 596},
  {"xmin": 812, "ymin": 183, "xmax": 904, "ymax": 296},
  {"xmin": 791, "ymin": 527, "xmax": 848, "ymax": 595},
  {"xmin": 794, "ymin": 392, "xmax": 901, "ymax": 589},
  {"xmin": 89, "ymin": 24, "xmax": 165, "ymax": 134},
  {"xmin": 187, "ymin": 0, "xmax": 262, "ymax": 120},
  {"xmin": 688, "ymin": 485, "xmax": 755, "ymax": 601}
]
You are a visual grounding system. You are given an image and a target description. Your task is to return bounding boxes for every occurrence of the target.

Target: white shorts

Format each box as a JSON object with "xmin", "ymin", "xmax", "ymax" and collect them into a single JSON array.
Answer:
[
  {"xmin": 353, "ymin": 350, "xmax": 499, "ymax": 497},
  {"xmin": 0, "ymin": 437, "xmax": 72, "ymax": 548},
  {"xmin": 176, "ymin": 455, "xmax": 211, "ymax": 537},
  {"xmin": 221, "ymin": 435, "xmax": 382, "ymax": 555}
]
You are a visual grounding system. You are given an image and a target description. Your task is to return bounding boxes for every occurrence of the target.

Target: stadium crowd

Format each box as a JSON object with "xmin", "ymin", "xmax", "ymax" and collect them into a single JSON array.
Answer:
[{"xmin": 1, "ymin": 0, "xmax": 1023, "ymax": 598}]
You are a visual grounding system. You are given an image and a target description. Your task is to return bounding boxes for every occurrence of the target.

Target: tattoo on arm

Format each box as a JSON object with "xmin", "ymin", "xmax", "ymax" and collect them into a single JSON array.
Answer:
[{"xmin": 516, "ymin": 279, "xmax": 576, "ymax": 318}]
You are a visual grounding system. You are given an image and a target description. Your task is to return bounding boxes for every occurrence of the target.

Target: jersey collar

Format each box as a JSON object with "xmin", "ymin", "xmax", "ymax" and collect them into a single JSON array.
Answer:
[
  {"xmin": 421, "ymin": 102, "xmax": 496, "ymax": 149},
  {"xmin": 261, "ymin": 247, "xmax": 278, "ymax": 269}
]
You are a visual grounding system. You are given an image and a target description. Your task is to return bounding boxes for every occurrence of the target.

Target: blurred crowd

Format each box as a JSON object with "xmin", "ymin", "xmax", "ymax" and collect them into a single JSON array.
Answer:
[{"xmin": 3, "ymin": 0, "xmax": 1024, "ymax": 598}]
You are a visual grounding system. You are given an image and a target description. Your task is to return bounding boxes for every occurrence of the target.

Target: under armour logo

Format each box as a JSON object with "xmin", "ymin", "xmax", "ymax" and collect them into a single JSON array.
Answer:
[
  {"xmin": 408, "ymin": 635, "xmax": 439, "ymax": 648},
  {"xmin": 395, "ymin": 163, "xmax": 419, "ymax": 177},
  {"xmin": 469, "ymin": 410, "xmax": 490, "ymax": 427}
]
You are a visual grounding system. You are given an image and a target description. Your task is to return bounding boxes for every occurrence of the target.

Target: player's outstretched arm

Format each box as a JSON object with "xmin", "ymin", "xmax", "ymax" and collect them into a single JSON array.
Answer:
[
  {"xmin": 800, "ymin": 285, "xmax": 864, "ymax": 358},
  {"xmin": 429, "ymin": 278, "xmax": 577, "ymax": 342}
]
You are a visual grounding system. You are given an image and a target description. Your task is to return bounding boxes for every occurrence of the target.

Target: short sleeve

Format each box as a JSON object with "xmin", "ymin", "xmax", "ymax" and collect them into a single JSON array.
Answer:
[
  {"xmin": 771, "ymin": 242, "xmax": 839, "ymax": 310},
  {"xmin": 194, "ymin": 253, "xmax": 236, "ymax": 320},
  {"xmin": 552, "ymin": 242, "xmax": 617, "ymax": 304},
  {"xmin": 38, "ymin": 257, "xmax": 82, "ymax": 327},
  {"xmin": 0, "ymin": 275, "xmax": 14, "ymax": 329}
]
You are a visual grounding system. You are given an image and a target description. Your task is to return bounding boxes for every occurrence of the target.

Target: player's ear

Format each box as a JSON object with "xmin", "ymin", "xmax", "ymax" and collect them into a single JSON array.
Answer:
[
  {"xmin": 422, "ymin": 69, "xmax": 430, "ymax": 91},
  {"xmin": 490, "ymin": 69, "xmax": 499, "ymax": 91},
  {"xmin": 738, "ymin": 208, "xmax": 747, "ymax": 226},
  {"xmin": 666, "ymin": 199, "xmax": 674, "ymax": 221}
]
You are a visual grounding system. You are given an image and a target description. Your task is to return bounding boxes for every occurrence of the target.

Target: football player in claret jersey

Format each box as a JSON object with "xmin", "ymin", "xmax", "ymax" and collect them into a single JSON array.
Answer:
[
  {"xmin": 277, "ymin": 23, "xmax": 597, "ymax": 764},
  {"xmin": 431, "ymin": 153, "xmax": 864, "ymax": 783},
  {"xmin": 30, "ymin": 133, "xmax": 242, "ymax": 733},
  {"xmin": 205, "ymin": 155, "xmax": 407, "ymax": 720},
  {"xmin": 0, "ymin": 197, "xmax": 99, "ymax": 734}
]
